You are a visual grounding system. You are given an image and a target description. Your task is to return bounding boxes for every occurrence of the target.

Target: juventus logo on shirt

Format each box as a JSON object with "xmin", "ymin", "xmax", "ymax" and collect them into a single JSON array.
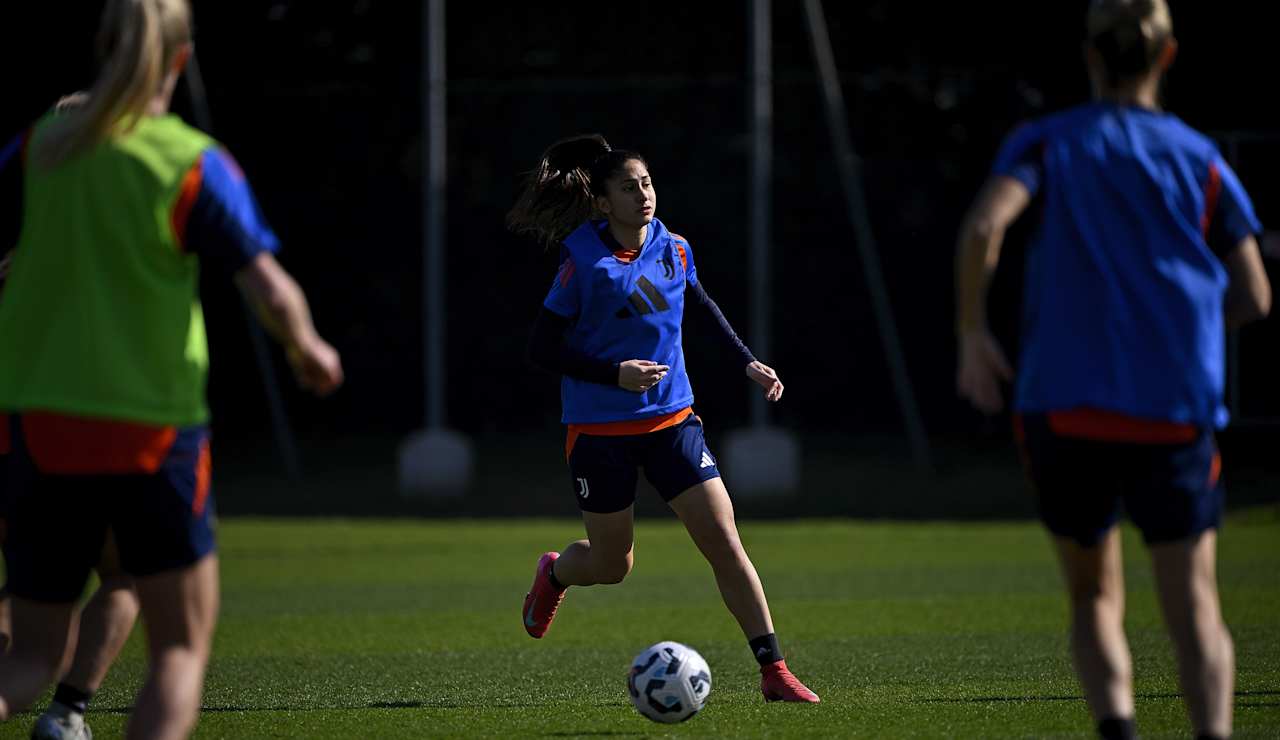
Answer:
[{"xmin": 660, "ymin": 256, "xmax": 676, "ymax": 280}]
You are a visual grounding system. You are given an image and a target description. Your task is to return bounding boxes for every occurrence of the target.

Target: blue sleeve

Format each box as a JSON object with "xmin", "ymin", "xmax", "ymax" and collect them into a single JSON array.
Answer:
[
  {"xmin": 675, "ymin": 235, "xmax": 697, "ymax": 286},
  {"xmin": 543, "ymin": 254, "xmax": 580, "ymax": 317},
  {"xmin": 1210, "ymin": 156, "xmax": 1263, "ymax": 250},
  {"xmin": 181, "ymin": 147, "xmax": 281, "ymax": 277},
  {"xmin": 991, "ymin": 121, "xmax": 1044, "ymax": 197},
  {"xmin": 0, "ymin": 131, "xmax": 26, "ymax": 257}
]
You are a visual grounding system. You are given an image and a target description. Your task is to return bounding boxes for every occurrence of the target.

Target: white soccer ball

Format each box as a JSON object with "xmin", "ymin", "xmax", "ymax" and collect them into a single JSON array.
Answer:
[{"xmin": 627, "ymin": 641, "xmax": 712, "ymax": 723}]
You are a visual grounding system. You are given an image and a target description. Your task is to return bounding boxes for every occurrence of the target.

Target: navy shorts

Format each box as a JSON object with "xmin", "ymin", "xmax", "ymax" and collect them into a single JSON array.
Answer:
[
  {"xmin": 1015, "ymin": 413, "xmax": 1223, "ymax": 547},
  {"xmin": 3, "ymin": 417, "xmax": 217, "ymax": 603},
  {"xmin": 567, "ymin": 415, "xmax": 721, "ymax": 514}
]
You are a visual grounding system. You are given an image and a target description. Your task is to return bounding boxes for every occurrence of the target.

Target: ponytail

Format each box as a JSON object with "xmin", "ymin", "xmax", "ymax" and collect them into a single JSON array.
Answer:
[
  {"xmin": 506, "ymin": 134, "xmax": 611, "ymax": 248},
  {"xmin": 35, "ymin": 0, "xmax": 192, "ymax": 170},
  {"xmin": 507, "ymin": 134, "xmax": 649, "ymax": 247}
]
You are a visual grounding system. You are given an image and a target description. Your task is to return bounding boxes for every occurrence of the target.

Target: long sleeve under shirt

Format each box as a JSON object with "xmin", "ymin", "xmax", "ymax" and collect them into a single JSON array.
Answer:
[{"xmin": 528, "ymin": 231, "xmax": 756, "ymax": 386}]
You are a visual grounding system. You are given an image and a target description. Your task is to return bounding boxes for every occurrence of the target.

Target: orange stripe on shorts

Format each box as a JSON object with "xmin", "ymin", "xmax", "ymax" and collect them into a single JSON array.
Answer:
[{"xmin": 192, "ymin": 439, "xmax": 212, "ymax": 516}]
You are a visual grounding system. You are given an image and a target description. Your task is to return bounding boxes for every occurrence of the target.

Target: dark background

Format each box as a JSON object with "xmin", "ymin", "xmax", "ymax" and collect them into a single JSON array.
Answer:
[{"xmin": 4, "ymin": 1, "xmax": 1278, "ymax": 517}]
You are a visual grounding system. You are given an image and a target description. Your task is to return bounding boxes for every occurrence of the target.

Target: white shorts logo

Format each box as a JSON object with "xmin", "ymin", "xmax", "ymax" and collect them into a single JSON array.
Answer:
[
  {"xmin": 575, "ymin": 477, "xmax": 590, "ymax": 499},
  {"xmin": 700, "ymin": 450, "xmax": 716, "ymax": 469}
]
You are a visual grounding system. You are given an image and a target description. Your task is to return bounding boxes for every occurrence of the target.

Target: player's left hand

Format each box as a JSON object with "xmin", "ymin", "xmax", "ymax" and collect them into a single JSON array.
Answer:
[
  {"xmin": 956, "ymin": 328, "xmax": 1013, "ymax": 414},
  {"xmin": 746, "ymin": 361, "xmax": 784, "ymax": 402}
]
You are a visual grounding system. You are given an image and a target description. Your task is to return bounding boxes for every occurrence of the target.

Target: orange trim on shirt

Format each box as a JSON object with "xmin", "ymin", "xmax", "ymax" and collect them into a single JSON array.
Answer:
[
  {"xmin": 0, "ymin": 413, "xmax": 9, "ymax": 455},
  {"xmin": 565, "ymin": 407, "xmax": 695, "ymax": 460},
  {"xmin": 670, "ymin": 234, "xmax": 689, "ymax": 272},
  {"xmin": 1201, "ymin": 161, "xmax": 1222, "ymax": 240},
  {"xmin": 192, "ymin": 439, "xmax": 212, "ymax": 515},
  {"xmin": 1045, "ymin": 408, "xmax": 1198, "ymax": 445},
  {"xmin": 171, "ymin": 156, "xmax": 204, "ymax": 252},
  {"xmin": 21, "ymin": 412, "xmax": 177, "ymax": 475},
  {"xmin": 1208, "ymin": 451, "xmax": 1222, "ymax": 490},
  {"xmin": 613, "ymin": 247, "xmax": 640, "ymax": 264},
  {"xmin": 558, "ymin": 258, "xmax": 576, "ymax": 288}
]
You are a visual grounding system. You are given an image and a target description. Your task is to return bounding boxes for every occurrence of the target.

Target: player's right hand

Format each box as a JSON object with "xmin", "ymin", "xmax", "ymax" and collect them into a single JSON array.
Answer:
[
  {"xmin": 618, "ymin": 359, "xmax": 668, "ymax": 393},
  {"xmin": 956, "ymin": 328, "xmax": 1012, "ymax": 415},
  {"xmin": 287, "ymin": 337, "xmax": 345, "ymax": 397}
]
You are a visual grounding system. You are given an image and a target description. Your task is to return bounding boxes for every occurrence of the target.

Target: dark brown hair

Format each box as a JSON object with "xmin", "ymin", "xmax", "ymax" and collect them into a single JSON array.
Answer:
[{"xmin": 506, "ymin": 134, "xmax": 648, "ymax": 247}]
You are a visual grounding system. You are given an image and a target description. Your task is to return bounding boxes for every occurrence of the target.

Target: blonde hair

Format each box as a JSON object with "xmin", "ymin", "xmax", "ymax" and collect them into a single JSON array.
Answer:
[
  {"xmin": 35, "ymin": 0, "xmax": 192, "ymax": 169},
  {"xmin": 1086, "ymin": 0, "xmax": 1173, "ymax": 86}
]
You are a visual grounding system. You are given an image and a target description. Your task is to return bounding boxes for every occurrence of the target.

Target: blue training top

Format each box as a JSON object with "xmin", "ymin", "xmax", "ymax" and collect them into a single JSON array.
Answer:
[
  {"xmin": 544, "ymin": 217, "xmax": 696, "ymax": 424},
  {"xmin": 993, "ymin": 102, "xmax": 1263, "ymax": 429}
]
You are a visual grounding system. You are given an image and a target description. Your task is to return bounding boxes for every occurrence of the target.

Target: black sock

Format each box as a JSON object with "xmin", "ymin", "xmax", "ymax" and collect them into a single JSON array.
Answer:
[
  {"xmin": 546, "ymin": 562, "xmax": 566, "ymax": 591},
  {"xmin": 52, "ymin": 683, "xmax": 92, "ymax": 715},
  {"xmin": 749, "ymin": 633, "xmax": 783, "ymax": 666},
  {"xmin": 1194, "ymin": 735, "xmax": 1227, "ymax": 740},
  {"xmin": 1096, "ymin": 716, "xmax": 1136, "ymax": 740}
]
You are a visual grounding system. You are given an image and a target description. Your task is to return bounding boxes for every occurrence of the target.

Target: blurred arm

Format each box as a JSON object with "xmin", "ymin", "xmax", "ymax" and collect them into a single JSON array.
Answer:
[
  {"xmin": 1222, "ymin": 235, "xmax": 1271, "ymax": 328},
  {"xmin": 953, "ymin": 175, "xmax": 1031, "ymax": 414},
  {"xmin": 954, "ymin": 175, "xmax": 1032, "ymax": 334},
  {"xmin": 235, "ymin": 253, "xmax": 343, "ymax": 395}
]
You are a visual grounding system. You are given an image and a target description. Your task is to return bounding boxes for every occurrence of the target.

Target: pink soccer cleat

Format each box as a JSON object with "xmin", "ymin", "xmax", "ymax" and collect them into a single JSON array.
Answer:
[
  {"xmin": 522, "ymin": 551, "xmax": 567, "ymax": 638},
  {"xmin": 760, "ymin": 660, "xmax": 820, "ymax": 703}
]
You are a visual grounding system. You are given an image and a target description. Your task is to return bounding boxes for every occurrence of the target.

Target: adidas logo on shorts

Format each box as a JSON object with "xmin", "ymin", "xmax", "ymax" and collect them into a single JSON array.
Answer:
[{"xmin": 699, "ymin": 450, "xmax": 715, "ymax": 469}]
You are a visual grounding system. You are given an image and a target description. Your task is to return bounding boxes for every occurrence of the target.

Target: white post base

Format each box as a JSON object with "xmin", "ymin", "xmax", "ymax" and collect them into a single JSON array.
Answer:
[
  {"xmin": 720, "ymin": 426, "xmax": 800, "ymax": 498},
  {"xmin": 398, "ymin": 428, "xmax": 473, "ymax": 499}
]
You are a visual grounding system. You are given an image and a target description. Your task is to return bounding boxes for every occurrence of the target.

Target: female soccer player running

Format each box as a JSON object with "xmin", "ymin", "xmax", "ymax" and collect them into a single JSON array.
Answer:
[
  {"xmin": 956, "ymin": 1, "xmax": 1269, "ymax": 738},
  {"xmin": 0, "ymin": 1, "xmax": 344, "ymax": 738},
  {"xmin": 509, "ymin": 134, "xmax": 818, "ymax": 703}
]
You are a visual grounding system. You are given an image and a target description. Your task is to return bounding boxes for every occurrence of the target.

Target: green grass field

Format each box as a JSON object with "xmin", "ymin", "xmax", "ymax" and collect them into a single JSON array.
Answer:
[{"xmin": 4, "ymin": 513, "xmax": 1278, "ymax": 739}]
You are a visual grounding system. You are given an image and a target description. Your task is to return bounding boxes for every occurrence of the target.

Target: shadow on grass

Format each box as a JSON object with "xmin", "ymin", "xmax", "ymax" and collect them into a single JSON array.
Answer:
[
  {"xmin": 95, "ymin": 699, "xmax": 547, "ymax": 714},
  {"xmin": 917, "ymin": 689, "xmax": 1280, "ymax": 705},
  {"xmin": 540, "ymin": 727, "xmax": 645, "ymax": 732}
]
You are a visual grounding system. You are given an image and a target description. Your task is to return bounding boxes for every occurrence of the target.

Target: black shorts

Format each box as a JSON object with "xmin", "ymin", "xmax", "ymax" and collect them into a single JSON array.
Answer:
[
  {"xmin": 566, "ymin": 414, "xmax": 721, "ymax": 514},
  {"xmin": 3, "ymin": 416, "xmax": 217, "ymax": 603},
  {"xmin": 1016, "ymin": 413, "xmax": 1223, "ymax": 547}
]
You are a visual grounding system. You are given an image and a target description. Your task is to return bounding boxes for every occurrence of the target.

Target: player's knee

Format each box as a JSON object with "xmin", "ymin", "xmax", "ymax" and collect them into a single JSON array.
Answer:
[
  {"xmin": 1066, "ymin": 580, "xmax": 1121, "ymax": 618},
  {"xmin": 696, "ymin": 526, "xmax": 744, "ymax": 565}
]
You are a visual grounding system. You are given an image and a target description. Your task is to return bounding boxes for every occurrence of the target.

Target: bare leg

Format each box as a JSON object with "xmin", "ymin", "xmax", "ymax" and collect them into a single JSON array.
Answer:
[
  {"xmin": 1150, "ymin": 530, "xmax": 1233, "ymax": 739},
  {"xmin": 667, "ymin": 478, "xmax": 773, "ymax": 639},
  {"xmin": 1052, "ymin": 529, "xmax": 1134, "ymax": 723},
  {"xmin": 0, "ymin": 598, "xmax": 77, "ymax": 719},
  {"xmin": 125, "ymin": 554, "xmax": 219, "ymax": 740},
  {"xmin": 550, "ymin": 507, "xmax": 635, "ymax": 586},
  {"xmin": 58, "ymin": 532, "xmax": 140, "ymax": 697}
]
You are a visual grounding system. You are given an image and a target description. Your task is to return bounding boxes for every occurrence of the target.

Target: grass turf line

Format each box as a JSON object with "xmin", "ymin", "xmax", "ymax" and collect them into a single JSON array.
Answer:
[{"xmin": 2, "ymin": 515, "xmax": 1277, "ymax": 739}]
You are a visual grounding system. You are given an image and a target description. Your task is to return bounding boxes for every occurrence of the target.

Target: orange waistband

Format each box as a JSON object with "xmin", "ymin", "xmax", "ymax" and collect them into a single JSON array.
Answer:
[
  {"xmin": 1043, "ymin": 408, "xmax": 1199, "ymax": 445},
  {"xmin": 565, "ymin": 407, "xmax": 695, "ymax": 460},
  {"xmin": 11, "ymin": 412, "xmax": 177, "ymax": 474}
]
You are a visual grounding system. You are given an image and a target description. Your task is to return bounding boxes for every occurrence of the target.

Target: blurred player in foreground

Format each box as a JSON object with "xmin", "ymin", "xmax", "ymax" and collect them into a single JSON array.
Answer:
[
  {"xmin": 0, "ymin": 1, "xmax": 343, "ymax": 738},
  {"xmin": 955, "ymin": 1, "xmax": 1269, "ymax": 738},
  {"xmin": 508, "ymin": 134, "xmax": 818, "ymax": 703}
]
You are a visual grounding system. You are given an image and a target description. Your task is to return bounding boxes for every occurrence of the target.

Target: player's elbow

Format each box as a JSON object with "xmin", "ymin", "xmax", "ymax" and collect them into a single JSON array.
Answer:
[{"xmin": 964, "ymin": 215, "xmax": 1003, "ymax": 245}]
